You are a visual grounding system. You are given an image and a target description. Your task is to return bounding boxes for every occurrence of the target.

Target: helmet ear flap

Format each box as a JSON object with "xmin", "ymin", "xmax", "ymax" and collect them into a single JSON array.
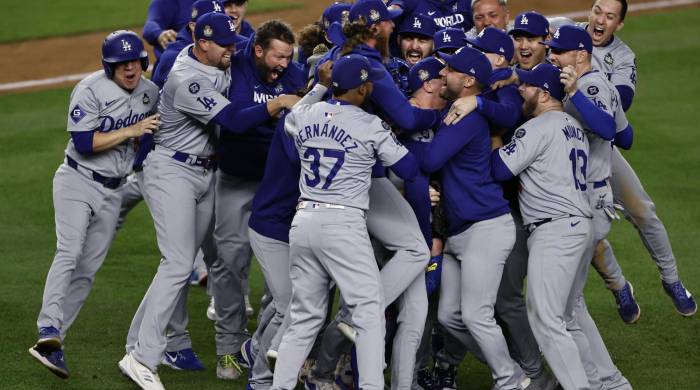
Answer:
[{"xmin": 103, "ymin": 60, "xmax": 115, "ymax": 78}]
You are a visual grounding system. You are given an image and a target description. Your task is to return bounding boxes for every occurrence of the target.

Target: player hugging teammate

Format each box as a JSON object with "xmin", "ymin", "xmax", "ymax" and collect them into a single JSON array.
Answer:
[{"xmin": 28, "ymin": 0, "xmax": 696, "ymax": 389}]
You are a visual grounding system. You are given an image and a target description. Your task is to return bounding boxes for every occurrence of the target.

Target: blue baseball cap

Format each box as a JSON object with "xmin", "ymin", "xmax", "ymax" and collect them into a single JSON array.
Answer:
[
  {"xmin": 509, "ymin": 11, "xmax": 549, "ymax": 37},
  {"xmin": 515, "ymin": 63, "xmax": 565, "ymax": 101},
  {"xmin": 433, "ymin": 28, "xmax": 467, "ymax": 53},
  {"xmin": 331, "ymin": 54, "xmax": 385, "ymax": 90},
  {"xmin": 322, "ymin": 3, "xmax": 351, "ymax": 32},
  {"xmin": 408, "ymin": 57, "xmax": 444, "ymax": 92},
  {"xmin": 191, "ymin": 0, "xmax": 224, "ymax": 22},
  {"xmin": 542, "ymin": 25, "xmax": 592, "ymax": 53},
  {"xmin": 439, "ymin": 46, "xmax": 492, "ymax": 85},
  {"xmin": 195, "ymin": 12, "xmax": 238, "ymax": 46},
  {"xmin": 398, "ymin": 13, "xmax": 436, "ymax": 38},
  {"xmin": 466, "ymin": 27, "xmax": 514, "ymax": 62},
  {"xmin": 349, "ymin": 0, "xmax": 403, "ymax": 25}
]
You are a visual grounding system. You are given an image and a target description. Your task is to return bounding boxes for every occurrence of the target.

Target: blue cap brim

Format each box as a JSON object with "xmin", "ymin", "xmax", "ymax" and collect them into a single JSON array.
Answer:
[
  {"xmin": 213, "ymin": 34, "xmax": 239, "ymax": 47},
  {"xmin": 540, "ymin": 40, "xmax": 572, "ymax": 51},
  {"xmin": 387, "ymin": 8, "xmax": 403, "ymax": 20},
  {"xmin": 515, "ymin": 68, "xmax": 536, "ymax": 86},
  {"xmin": 327, "ymin": 21, "xmax": 346, "ymax": 47},
  {"xmin": 509, "ymin": 28, "xmax": 541, "ymax": 36},
  {"xmin": 465, "ymin": 38, "xmax": 486, "ymax": 52}
]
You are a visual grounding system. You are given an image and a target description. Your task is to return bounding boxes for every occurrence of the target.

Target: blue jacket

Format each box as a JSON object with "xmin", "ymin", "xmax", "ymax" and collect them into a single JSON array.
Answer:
[
  {"xmin": 421, "ymin": 108, "xmax": 510, "ymax": 235},
  {"xmin": 248, "ymin": 115, "xmax": 301, "ymax": 243},
  {"xmin": 143, "ymin": 0, "xmax": 196, "ymax": 60},
  {"xmin": 218, "ymin": 33, "xmax": 307, "ymax": 180}
]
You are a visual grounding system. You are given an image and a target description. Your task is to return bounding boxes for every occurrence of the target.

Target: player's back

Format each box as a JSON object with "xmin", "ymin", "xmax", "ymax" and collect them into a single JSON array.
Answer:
[
  {"xmin": 285, "ymin": 100, "xmax": 408, "ymax": 211},
  {"xmin": 66, "ymin": 70, "xmax": 158, "ymax": 178},
  {"xmin": 564, "ymin": 70, "xmax": 628, "ymax": 182},
  {"xmin": 156, "ymin": 45, "xmax": 230, "ymax": 156},
  {"xmin": 510, "ymin": 111, "xmax": 592, "ymax": 225}
]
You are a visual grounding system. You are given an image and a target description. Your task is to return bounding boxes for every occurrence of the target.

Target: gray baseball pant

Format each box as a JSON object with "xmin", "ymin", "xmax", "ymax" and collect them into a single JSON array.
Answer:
[
  {"xmin": 248, "ymin": 228, "xmax": 293, "ymax": 388},
  {"xmin": 576, "ymin": 182, "xmax": 632, "ymax": 390},
  {"xmin": 210, "ymin": 170, "xmax": 256, "ymax": 355},
  {"xmin": 272, "ymin": 206, "xmax": 385, "ymax": 390},
  {"xmin": 37, "ymin": 164, "xmax": 121, "ymax": 339},
  {"xmin": 526, "ymin": 217, "xmax": 593, "ymax": 390},
  {"xmin": 437, "ymin": 213, "xmax": 526, "ymax": 390},
  {"xmin": 127, "ymin": 148, "xmax": 215, "ymax": 371},
  {"xmin": 593, "ymin": 147, "xmax": 680, "ymax": 290}
]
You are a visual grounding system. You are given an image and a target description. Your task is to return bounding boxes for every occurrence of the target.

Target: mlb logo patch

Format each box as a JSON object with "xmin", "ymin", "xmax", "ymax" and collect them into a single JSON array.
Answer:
[{"xmin": 70, "ymin": 104, "xmax": 86, "ymax": 124}]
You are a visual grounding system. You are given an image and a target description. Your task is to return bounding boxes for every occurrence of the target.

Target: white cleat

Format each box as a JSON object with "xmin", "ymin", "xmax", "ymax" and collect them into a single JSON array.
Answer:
[{"xmin": 118, "ymin": 353, "xmax": 165, "ymax": 390}]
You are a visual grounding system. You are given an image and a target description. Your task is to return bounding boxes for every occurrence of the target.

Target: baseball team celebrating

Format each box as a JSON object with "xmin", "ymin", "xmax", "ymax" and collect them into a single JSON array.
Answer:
[{"xmin": 28, "ymin": 0, "xmax": 697, "ymax": 389}]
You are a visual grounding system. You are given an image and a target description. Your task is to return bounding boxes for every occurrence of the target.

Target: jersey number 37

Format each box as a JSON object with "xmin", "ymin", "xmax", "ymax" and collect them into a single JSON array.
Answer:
[{"xmin": 304, "ymin": 147, "xmax": 345, "ymax": 190}]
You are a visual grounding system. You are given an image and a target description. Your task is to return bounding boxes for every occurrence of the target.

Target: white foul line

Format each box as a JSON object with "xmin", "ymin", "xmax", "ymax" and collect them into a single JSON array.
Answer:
[{"xmin": 1, "ymin": 0, "xmax": 699, "ymax": 93}]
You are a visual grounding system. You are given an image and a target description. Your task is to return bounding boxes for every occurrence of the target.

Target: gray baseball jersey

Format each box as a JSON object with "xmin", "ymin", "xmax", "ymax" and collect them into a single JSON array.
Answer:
[
  {"xmin": 285, "ymin": 101, "xmax": 409, "ymax": 210},
  {"xmin": 564, "ymin": 70, "xmax": 629, "ymax": 182},
  {"xmin": 498, "ymin": 111, "xmax": 592, "ymax": 225},
  {"xmin": 156, "ymin": 45, "xmax": 231, "ymax": 156},
  {"xmin": 591, "ymin": 35, "xmax": 637, "ymax": 93},
  {"xmin": 66, "ymin": 70, "xmax": 158, "ymax": 177}
]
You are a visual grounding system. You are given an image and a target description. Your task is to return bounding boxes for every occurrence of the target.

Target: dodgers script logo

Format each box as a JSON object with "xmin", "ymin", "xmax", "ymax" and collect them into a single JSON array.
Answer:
[{"xmin": 98, "ymin": 110, "xmax": 151, "ymax": 132}]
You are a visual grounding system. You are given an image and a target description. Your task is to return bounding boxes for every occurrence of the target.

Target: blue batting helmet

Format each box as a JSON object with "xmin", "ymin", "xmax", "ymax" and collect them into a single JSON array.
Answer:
[{"xmin": 101, "ymin": 30, "xmax": 149, "ymax": 79}]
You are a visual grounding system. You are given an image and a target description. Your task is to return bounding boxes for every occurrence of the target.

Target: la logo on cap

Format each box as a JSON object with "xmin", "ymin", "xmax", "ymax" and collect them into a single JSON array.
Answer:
[
  {"xmin": 369, "ymin": 9, "xmax": 380, "ymax": 22},
  {"xmin": 228, "ymin": 19, "xmax": 235, "ymax": 31},
  {"xmin": 419, "ymin": 69, "xmax": 429, "ymax": 81},
  {"xmin": 413, "ymin": 17, "xmax": 422, "ymax": 29},
  {"xmin": 442, "ymin": 31, "xmax": 451, "ymax": 42},
  {"xmin": 520, "ymin": 15, "xmax": 529, "ymax": 25},
  {"xmin": 553, "ymin": 28, "xmax": 560, "ymax": 39},
  {"xmin": 213, "ymin": 1, "xmax": 222, "ymax": 12},
  {"xmin": 360, "ymin": 68, "xmax": 368, "ymax": 81},
  {"xmin": 121, "ymin": 39, "xmax": 132, "ymax": 51}
]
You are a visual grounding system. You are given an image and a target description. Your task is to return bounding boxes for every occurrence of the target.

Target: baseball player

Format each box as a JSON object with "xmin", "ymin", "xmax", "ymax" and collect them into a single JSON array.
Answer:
[
  {"xmin": 548, "ymin": 24, "xmax": 634, "ymax": 389},
  {"xmin": 223, "ymin": 0, "xmax": 255, "ymax": 37},
  {"xmin": 396, "ymin": 13, "xmax": 436, "ymax": 67},
  {"xmin": 29, "ymin": 30, "xmax": 159, "ymax": 379},
  {"xmin": 586, "ymin": 0, "xmax": 696, "ymax": 317},
  {"xmin": 510, "ymin": 11, "xmax": 550, "ymax": 71},
  {"xmin": 143, "ymin": 0, "xmax": 197, "ymax": 62},
  {"xmin": 469, "ymin": 0, "xmax": 510, "ymax": 37},
  {"xmin": 421, "ymin": 46, "xmax": 529, "ymax": 390},
  {"xmin": 433, "ymin": 27, "xmax": 468, "ymax": 56},
  {"xmin": 246, "ymin": 65, "xmax": 334, "ymax": 389},
  {"xmin": 272, "ymin": 53, "xmax": 419, "ymax": 390},
  {"xmin": 152, "ymin": 0, "xmax": 229, "ymax": 88},
  {"xmin": 118, "ymin": 13, "xmax": 298, "ymax": 390},
  {"xmin": 211, "ymin": 19, "xmax": 306, "ymax": 380},
  {"xmin": 491, "ymin": 63, "xmax": 595, "ymax": 390}
]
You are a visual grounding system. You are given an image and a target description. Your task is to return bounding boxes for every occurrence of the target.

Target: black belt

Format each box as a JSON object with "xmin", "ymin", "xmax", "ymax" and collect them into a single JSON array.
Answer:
[
  {"xmin": 593, "ymin": 180, "xmax": 607, "ymax": 189},
  {"xmin": 66, "ymin": 155, "xmax": 125, "ymax": 190},
  {"xmin": 171, "ymin": 151, "xmax": 216, "ymax": 169},
  {"xmin": 528, "ymin": 214, "xmax": 581, "ymax": 231}
]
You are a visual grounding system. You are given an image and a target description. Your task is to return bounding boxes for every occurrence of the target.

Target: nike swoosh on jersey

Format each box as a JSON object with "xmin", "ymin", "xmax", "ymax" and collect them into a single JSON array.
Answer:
[
  {"xmin": 105, "ymin": 99, "xmax": 118, "ymax": 107},
  {"xmin": 428, "ymin": 11, "xmax": 436, "ymax": 15},
  {"xmin": 571, "ymin": 221, "xmax": 581, "ymax": 227}
]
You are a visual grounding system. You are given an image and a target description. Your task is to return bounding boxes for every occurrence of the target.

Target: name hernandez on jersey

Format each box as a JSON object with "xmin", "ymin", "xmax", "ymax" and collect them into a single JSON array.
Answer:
[
  {"xmin": 66, "ymin": 70, "xmax": 159, "ymax": 178},
  {"xmin": 498, "ymin": 111, "xmax": 592, "ymax": 225},
  {"xmin": 286, "ymin": 101, "xmax": 408, "ymax": 211},
  {"xmin": 564, "ymin": 70, "xmax": 629, "ymax": 182}
]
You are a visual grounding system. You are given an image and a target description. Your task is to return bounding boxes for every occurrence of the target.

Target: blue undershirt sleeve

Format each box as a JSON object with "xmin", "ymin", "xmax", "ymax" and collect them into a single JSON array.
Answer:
[
  {"xmin": 570, "ymin": 90, "xmax": 615, "ymax": 140},
  {"xmin": 389, "ymin": 152, "xmax": 418, "ymax": 181},
  {"xmin": 491, "ymin": 150, "xmax": 515, "ymax": 181},
  {"xmin": 477, "ymin": 86, "xmax": 522, "ymax": 129},
  {"xmin": 420, "ymin": 115, "xmax": 480, "ymax": 173},
  {"xmin": 71, "ymin": 131, "xmax": 95, "ymax": 155},
  {"xmin": 616, "ymin": 85, "xmax": 634, "ymax": 112},
  {"xmin": 614, "ymin": 124, "xmax": 634, "ymax": 150},
  {"xmin": 211, "ymin": 103, "xmax": 272, "ymax": 134},
  {"xmin": 371, "ymin": 73, "xmax": 439, "ymax": 132}
]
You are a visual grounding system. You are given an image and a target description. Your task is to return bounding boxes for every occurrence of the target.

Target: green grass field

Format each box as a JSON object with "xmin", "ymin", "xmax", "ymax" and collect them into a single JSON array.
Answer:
[
  {"xmin": 1, "ymin": 7, "xmax": 699, "ymax": 390},
  {"xmin": 0, "ymin": 0, "xmax": 296, "ymax": 43}
]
